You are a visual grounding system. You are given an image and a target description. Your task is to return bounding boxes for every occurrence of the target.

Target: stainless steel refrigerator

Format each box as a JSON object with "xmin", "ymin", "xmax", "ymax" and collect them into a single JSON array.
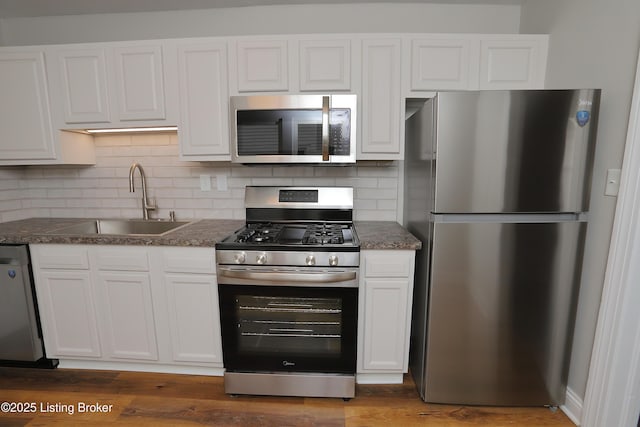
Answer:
[{"xmin": 403, "ymin": 89, "xmax": 600, "ymax": 406}]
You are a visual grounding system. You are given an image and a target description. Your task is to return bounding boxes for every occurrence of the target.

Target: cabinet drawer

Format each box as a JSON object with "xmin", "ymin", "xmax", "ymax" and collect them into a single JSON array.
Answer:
[
  {"xmin": 364, "ymin": 251, "xmax": 413, "ymax": 278},
  {"xmin": 95, "ymin": 247, "xmax": 149, "ymax": 271},
  {"xmin": 162, "ymin": 248, "xmax": 216, "ymax": 274},
  {"xmin": 33, "ymin": 245, "xmax": 89, "ymax": 270}
]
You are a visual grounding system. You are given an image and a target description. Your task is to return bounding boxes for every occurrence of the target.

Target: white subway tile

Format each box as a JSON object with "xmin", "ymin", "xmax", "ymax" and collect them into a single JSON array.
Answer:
[{"xmin": 0, "ymin": 134, "xmax": 403, "ymax": 222}]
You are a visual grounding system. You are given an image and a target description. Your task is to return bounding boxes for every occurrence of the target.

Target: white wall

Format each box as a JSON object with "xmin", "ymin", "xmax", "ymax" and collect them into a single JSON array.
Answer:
[
  {"xmin": 521, "ymin": 0, "xmax": 640, "ymax": 404},
  {"xmin": 4, "ymin": 133, "xmax": 398, "ymax": 222},
  {"xmin": 0, "ymin": 3, "xmax": 521, "ymax": 46}
]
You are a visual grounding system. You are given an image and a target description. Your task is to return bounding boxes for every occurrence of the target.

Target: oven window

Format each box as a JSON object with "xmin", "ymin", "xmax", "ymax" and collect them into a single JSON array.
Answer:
[
  {"xmin": 219, "ymin": 284, "xmax": 357, "ymax": 374},
  {"xmin": 237, "ymin": 295, "xmax": 343, "ymax": 356}
]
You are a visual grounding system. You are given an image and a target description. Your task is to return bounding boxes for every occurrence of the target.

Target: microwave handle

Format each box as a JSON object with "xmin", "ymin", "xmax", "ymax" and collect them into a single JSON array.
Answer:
[{"xmin": 322, "ymin": 96, "xmax": 330, "ymax": 161}]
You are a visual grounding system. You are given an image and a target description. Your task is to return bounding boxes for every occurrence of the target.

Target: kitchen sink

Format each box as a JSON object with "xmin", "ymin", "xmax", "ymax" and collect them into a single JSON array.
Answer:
[{"xmin": 46, "ymin": 219, "xmax": 192, "ymax": 236}]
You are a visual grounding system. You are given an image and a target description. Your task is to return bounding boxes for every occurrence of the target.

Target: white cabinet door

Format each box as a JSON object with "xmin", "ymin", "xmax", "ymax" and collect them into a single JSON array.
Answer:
[
  {"xmin": 479, "ymin": 38, "xmax": 547, "ymax": 89},
  {"xmin": 362, "ymin": 278, "xmax": 410, "ymax": 371},
  {"xmin": 114, "ymin": 45, "xmax": 166, "ymax": 121},
  {"xmin": 57, "ymin": 48, "xmax": 110, "ymax": 123},
  {"xmin": 358, "ymin": 250, "xmax": 415, "ymax": 377},
  {"xmin": 52, "ymin": 42, "xmax": 168, "ymax": 127},
  {"xmin": 0, "ymin": 51, "xmax": 55, "ymax": 160},
  {"xmin": 177, "ymin": 41, "xmax": 230, "ymax": 159},
  {"xmin": 410, "ymin": 38, "xmax": 473, "ymax": 91},
  {"xmin": 299, "ymin": 39, "xmax": 351, "ymax": 91},
  {"xmin": 164, "ymin": 274, "xmax": 223, "ymax": 364},
  {"xmin": 95, "ymin": 271, "xmax": 158, "ymax": 361},
  {"xmin": 35, "ymin": 270, "xmax": 101, "ymax": 358},
  {"xmin": 360, "ymin": 38, "xmax": 402, "ymax": 159},
  {"xmin": 235, "ymin": 39, "xmax": 289, "ymax": 92}
]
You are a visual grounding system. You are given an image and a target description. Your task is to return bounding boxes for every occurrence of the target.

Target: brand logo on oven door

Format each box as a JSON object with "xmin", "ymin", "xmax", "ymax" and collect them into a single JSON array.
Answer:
[{"xmin": 282, "ymin": 360, "xmax": 296, "ymax": 367}]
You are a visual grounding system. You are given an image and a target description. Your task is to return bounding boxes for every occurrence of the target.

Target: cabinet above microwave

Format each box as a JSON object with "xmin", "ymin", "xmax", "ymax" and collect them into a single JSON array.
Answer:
[{"xmin": 229, "ymin": 94, "xmax": 357, "ymax": 164}]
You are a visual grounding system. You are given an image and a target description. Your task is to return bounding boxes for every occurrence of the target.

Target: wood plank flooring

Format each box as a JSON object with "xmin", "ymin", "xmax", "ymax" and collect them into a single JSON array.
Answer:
[{"xmin": 0, "ymin": 367, "xmax": 576, "ymax": 426}]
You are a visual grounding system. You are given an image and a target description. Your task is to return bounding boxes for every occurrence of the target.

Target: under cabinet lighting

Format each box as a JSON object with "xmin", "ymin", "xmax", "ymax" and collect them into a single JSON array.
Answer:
[{"xmin": 85, "ymin": 126, "xmax": 178, "ymax": 134}]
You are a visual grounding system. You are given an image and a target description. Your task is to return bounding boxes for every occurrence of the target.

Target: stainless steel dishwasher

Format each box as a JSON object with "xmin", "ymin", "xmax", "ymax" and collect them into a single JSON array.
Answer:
[{"xmin": 0, "ymin": 245, "xmax": 56, "ymax": 367}]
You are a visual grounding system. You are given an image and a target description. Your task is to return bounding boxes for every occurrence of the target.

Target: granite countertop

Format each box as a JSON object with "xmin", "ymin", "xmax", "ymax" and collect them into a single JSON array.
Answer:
[
  {"xmin": 354, "ymin": 221, "xmax": 422, "ymax": 250},
  {"xmin": 0, "ymin": 218, "xmax": 421, "ymax": 250}
]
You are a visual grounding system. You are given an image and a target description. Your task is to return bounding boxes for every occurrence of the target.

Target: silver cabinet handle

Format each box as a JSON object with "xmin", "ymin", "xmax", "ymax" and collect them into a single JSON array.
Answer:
[{"xmin": 322, "ymin": 95, "xmax": 330, "ymax": 161}]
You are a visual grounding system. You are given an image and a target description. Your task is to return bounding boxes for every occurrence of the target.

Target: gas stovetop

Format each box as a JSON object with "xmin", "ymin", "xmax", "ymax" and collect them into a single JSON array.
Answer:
[
  {"xmin": 215, "ymin": 186, "xmax": 360, "ymax": 267},
  {"xmin": 219, "ymin": 222, "xmax": 358, "ymax": 249}
]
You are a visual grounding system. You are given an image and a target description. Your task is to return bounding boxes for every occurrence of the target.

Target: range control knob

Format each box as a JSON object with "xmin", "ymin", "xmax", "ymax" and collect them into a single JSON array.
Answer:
[
  {"xmin": 328, "ymin": 255, "xmax": 339, "ymax": 267},
  {"xmin": 234, "ymin": 252, "xmax": 246, "ymax": 264},
  {"xmin": 305, "ymin": 255, "xmax": 316, "ymax": 266},
  {"xmin": 256, "ymin": 253, "xmax": 268, "ymax": 265}
]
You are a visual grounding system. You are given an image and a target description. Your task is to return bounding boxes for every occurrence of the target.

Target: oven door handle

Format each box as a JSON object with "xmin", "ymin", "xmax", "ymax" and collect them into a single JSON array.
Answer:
[{"xmin": 217, "ymin": 267, "xmax": 358, "ymax": 287}]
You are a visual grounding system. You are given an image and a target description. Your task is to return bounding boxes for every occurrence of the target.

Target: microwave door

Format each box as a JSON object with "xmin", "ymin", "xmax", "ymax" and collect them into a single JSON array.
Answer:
[{"xmin": 231, "ymin": 94, "xmax": 357, "ymax": 164}]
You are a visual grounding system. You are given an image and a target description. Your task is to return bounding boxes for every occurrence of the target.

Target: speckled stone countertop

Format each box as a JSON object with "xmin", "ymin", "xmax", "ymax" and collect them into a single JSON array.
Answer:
[
  {"xmin": 0, "ymin": 218, "xmax": 421, "ymax": 250},
  {"xmin": 354, "ymin": 221, "xmax": 422, "ymax": 250},
  {"xmin": 0, "ymin": 218, "xmax": 245, "ymax": 247}
]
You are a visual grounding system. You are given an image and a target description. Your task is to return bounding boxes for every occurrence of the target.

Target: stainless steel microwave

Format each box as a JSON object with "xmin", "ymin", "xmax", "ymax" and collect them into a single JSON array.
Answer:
[{"xmin": 230, "ymin": 94, "xmax": 357, "ymax": 164}]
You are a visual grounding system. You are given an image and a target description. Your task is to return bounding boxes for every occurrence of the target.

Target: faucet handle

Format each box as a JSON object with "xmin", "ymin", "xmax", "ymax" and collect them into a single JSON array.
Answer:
[{"xmin": 145, "ymin": 198, "xmax": 157, "ymax": 210}]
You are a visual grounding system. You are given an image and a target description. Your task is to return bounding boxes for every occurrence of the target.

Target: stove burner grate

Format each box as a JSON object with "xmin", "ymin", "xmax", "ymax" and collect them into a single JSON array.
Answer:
[{"xmin": 302, "ymin": 224, "xmax": 346, "ymax": 245}]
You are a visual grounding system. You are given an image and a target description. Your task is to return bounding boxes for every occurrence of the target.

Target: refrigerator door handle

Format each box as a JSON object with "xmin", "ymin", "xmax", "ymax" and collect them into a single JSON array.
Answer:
[{"xmin": 430, "ymin": 213, "xmax": 587, "ymax": 223}]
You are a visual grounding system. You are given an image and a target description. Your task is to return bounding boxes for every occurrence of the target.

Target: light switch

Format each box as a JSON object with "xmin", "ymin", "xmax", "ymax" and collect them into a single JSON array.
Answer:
[
  {"xmin": 200, "ymin": 174, "xmax": 211, "ymax": 191},
  {"xmin": 605, "ymin": 169, "xmax": 621, "ymax": 197}
]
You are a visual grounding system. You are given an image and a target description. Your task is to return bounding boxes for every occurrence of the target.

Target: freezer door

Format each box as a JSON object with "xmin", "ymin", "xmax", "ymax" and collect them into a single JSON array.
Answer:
[
  {"xmin": 433, "ymin": 90, "xmax": 600, "ymax": 213},
  {"xmin": 424, "ymin": 221, "xmax": 585, "ymax": 405}
]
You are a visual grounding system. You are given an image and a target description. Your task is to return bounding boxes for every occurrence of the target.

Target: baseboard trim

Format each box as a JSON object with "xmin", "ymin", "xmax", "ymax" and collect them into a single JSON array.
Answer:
[
  {"xmin": 356, "ymin": 372, "xmax": 404, "ymax": 384},
  {"xmin": 561, "ymin": 387, "xmax": 583, "ymax": 426},
  {"xmin": 57, "ymin": 360, "xmax": 225, "ymax": 377}
]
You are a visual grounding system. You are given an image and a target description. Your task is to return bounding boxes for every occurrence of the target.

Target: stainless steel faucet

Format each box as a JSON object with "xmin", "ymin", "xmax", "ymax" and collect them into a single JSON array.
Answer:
[{"xmin": 129, "ymin": 162, "xmax": 156, "ymax": 220}]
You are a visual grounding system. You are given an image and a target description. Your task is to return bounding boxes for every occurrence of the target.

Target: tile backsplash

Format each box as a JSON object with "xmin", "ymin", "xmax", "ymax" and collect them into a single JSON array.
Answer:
[{"xmin": 0, "ymin": 133, "xmax": 400, "ymax": 222}]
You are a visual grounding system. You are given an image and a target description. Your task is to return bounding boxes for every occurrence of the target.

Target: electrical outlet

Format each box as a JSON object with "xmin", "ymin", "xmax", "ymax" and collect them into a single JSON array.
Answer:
[
  {"xmin": 605, "ymin": 169, "xmax": 621, "ymax": 197},
  {"xmin": 200, "ymin": 174, "xmax": 211, "ymax": 191}
]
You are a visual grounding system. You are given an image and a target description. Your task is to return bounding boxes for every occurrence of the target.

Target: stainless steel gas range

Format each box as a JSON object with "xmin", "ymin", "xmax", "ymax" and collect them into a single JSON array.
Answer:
[{"xmin": 215, "ymin": 186, "xmax": 360, "ymax": 399}]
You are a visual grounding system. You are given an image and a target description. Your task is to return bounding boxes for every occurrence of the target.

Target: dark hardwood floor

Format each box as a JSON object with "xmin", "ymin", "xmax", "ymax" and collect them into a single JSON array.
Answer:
[{"xmin": 0, "ymin": 367, "xmax": 575, "ymax": 426}]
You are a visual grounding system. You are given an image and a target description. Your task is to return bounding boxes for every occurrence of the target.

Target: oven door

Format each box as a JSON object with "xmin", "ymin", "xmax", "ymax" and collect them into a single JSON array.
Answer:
[{"xmin": 217, "ymin": 266, "xmax": 358, "ymax": 374}]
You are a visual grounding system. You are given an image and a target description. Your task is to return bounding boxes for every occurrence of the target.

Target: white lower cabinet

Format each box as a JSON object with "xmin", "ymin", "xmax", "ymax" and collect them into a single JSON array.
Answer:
[
  {"xmin": 161, "ymin": 246, "xmax": 223, "ymax": 365},
  {"xmin": 35, "ymin": 269, "xmax": 101, "ymax": 358},
  {"xmin": 31, "ymin": 244, "xmax": 223, "ymax": 374},
  {"xmin": 95, "ymin": 271, "xmax": 158, "ymax": 361},
  {"xmin": 358, "ymin": 250, "xmax": 415, "ymax": 384},
  {"xmin": 164, "ymin": 274, "xmax": 222, "ymax": 364}
]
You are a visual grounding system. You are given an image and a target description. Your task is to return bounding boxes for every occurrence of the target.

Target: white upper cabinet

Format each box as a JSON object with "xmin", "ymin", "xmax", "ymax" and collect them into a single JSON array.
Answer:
[
  {"xmin": 57, "ymin": 48, "xmax": 110, "ymax": 123},
  {"xmin": 0, "ymin": 50, "xmax": 56, "ymax": 160},
  {"xmin": 49, "ymin": 41, "xmax": 174, "ymax": 129},
  {"xmin": 233, "ymin": 39, "xmax": 289, "ymax": 92},
  {"xmin": 113, "ymin": 45, "xmax": 166, "ymax": 121},
  {"xmin": 407, "ymin": 34, "xmax": 548, "ymax": 93},
  {"xmin": 410, "ymin": 37, "xmax": 475, "ymax": 91},
  {"xmin": 298, "ymin": 39, "xmax": 352, "ymax": 91},
  {"xmin": 479, "ymin": 36, "xmax": 548, "ymax": 90},
  {"xmin": 175, "ymin": 40, "xmax": 230, "ymax": 160},
  {"xmin": 359, "ymin": 38, "xmax": 402, "ymax": 160},
  {"xmin": 0, "ymin": 48, "xmax": 95, "ymax": 165}
]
